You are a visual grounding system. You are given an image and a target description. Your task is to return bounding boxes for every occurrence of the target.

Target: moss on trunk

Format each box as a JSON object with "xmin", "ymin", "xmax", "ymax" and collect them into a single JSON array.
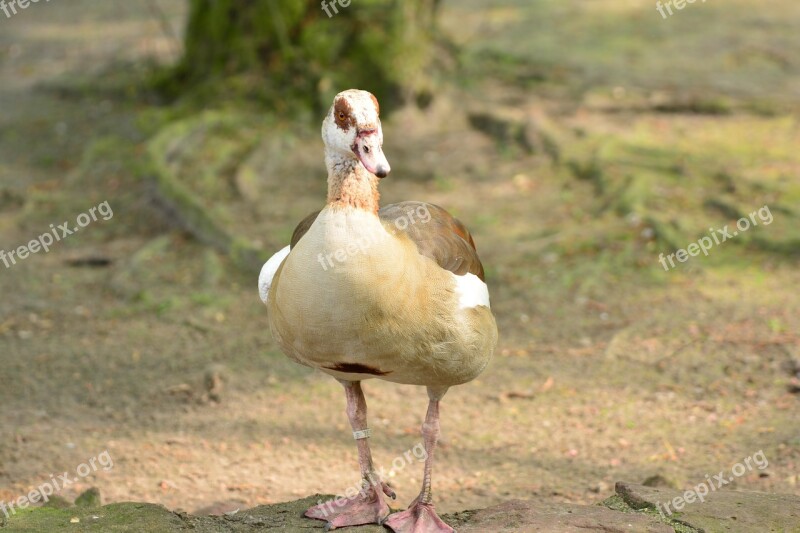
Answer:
[{"xmin": 163, "ymin": 0, "xmax": 443, "ymax": 113}]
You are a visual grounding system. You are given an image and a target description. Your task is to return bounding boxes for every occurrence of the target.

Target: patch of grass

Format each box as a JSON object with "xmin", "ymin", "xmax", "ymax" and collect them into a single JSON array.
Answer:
[{"xmin": 447, "ymin": 0, "xmax": 800, "ymax": 111}]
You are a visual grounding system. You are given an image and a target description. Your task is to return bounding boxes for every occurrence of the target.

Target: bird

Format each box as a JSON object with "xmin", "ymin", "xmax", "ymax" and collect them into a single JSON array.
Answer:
[{"xmin": 259, "ymin": 89, "xmax": 497, "ymax": 532}]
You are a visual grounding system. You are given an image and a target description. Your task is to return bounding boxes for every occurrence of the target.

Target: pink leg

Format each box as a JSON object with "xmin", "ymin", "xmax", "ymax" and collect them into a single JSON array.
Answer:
[
  {"xmin": 304, "ymin": 380, "xmax": 394, "ymax": 529},
  {"xmin": 384, "ymin": 387, "xmax": 454, "ymax": 533}
]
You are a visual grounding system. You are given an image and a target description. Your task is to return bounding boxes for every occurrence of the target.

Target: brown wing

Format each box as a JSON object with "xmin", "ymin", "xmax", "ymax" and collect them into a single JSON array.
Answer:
[
  {"xmin": 290, "ymin": 210, "xmax": 321, "ymax": 248},
  {"xmin": 379, "ymin": 201, "xmax": 485, "ymax": 281}
]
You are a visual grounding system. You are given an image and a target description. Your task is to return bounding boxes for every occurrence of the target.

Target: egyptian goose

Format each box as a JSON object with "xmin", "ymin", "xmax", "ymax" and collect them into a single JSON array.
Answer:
[{"xmin": 259, "ymin": 89, "xmax": 497, "ymax": 533}]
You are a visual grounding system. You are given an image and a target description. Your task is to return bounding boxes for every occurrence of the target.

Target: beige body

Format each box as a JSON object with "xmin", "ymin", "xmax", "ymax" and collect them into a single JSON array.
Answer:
[{"xmin": 268, "ymin": 206, "xmax": 497, "ymax": 387}]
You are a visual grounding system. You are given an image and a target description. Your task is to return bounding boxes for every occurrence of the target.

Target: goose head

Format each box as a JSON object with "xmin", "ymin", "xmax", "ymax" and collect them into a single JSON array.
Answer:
[{"xmin": 322, "ymin": 89, "xmax": 390, "ymax": 178}]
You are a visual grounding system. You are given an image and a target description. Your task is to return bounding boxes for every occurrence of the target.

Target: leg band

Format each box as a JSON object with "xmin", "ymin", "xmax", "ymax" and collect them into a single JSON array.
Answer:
[{"xmin": 353, "ymin": 428, "xmax": 371, "ymax": 440}]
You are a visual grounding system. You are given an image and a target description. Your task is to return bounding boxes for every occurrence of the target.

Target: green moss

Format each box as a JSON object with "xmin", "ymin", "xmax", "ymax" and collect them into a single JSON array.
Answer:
[
  {"xmin": 601, "ymin": 494, "xmax": 701, "ymax": 533},
  {"xmin": 3, "ymin": 503, "xmax": 184, "ymax": 532},
  {"xmin": 451, "ymin": 0, "xmax": 800, "ymax": 112},
  {"xmin": 155, "ymin": 0, "xmax": 443, "ymax": 115},
  {"xmin": 145, "ymin": 112, "xmax": 272, "ymax": 274},
  {"xmin": 75, "ymin": 488, "xmax": 102, "ymax": 508}
]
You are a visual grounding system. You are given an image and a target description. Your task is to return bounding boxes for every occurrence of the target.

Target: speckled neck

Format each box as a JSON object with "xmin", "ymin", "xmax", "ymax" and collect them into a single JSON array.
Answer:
[{"xmin": 325, "ymin": 150, "xmax": 380, "ymax": 214}]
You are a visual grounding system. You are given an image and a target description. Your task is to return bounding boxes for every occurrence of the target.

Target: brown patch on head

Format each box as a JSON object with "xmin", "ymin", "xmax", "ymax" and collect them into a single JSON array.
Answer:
[
  {"xmin": 334, "ymin": 97, "xmax": 356, "ymax": 132},
  {"xmin": 369, "ymin": 93, "xmax": 380, "ymax": 116}
]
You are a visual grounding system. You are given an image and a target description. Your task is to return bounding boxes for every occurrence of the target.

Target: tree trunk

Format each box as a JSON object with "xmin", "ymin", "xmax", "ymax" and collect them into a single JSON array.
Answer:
[{"xmin": 172, "ymin": 0, "xmax": 441, "ymax": 112}]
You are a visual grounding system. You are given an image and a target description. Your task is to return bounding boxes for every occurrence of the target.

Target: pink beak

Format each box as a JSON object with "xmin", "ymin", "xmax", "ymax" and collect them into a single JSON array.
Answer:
[{"xmin": 352, "ymin": 129, "xmax": 390, "ymax": 178}]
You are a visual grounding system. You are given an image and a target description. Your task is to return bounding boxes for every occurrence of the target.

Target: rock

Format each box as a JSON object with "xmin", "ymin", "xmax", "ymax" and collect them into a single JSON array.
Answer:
[
  {"xmin": 5, "ymin": 487, "xmax": 800, "ymax": 532},
  {"xmin": 197, "ymin": 495, "xmax": 388, "ymax": 532},
  {"xmin": 41, "ymin": 495, "xmax": 72, "ymax": 509},
  {"xmin": 451, "ymin": 499, "xmax": 672, "ymax": 533},
  {"xmin": 2, "ymin": 502, "xmax": 184, "ymax": 532},
  {"xmin": 203, "ymin": 364, "xmax": 227, "ymax": 403},
  {"xmin": 75, "ymin": 487, "xmax": 102, "ymax": 507},
  {"xmin": 191, "ymin": 500, "xmax": 246, "ymax": 516},
  {"xmin": 615, "ymin": 481, "xmax": 800, "ymax": 533}
]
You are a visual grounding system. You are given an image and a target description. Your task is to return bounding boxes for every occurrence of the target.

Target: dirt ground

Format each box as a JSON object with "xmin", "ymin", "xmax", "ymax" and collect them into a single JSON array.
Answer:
[{"xmin": 0, "ymin": 0, "xmax": 798, "ymax": 520}]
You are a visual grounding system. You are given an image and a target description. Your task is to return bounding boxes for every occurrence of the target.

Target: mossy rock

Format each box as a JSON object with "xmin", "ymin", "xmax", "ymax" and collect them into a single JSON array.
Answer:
[
  {"xmin": 5, "ymin": 486, "xmax": 799, "ymax": 532},
  {"xmin": 2, "ymin": 502, "xmax": 183, "ymax": 532},
  {"xmin": 75, "ymin": 488, "xmax": 102, "ymax": 508}
]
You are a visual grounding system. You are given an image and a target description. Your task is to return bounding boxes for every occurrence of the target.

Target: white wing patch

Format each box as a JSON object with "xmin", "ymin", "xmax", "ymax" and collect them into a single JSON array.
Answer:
[
  {"xmin": 452, "ymin": 272, "xmax": 490, "ymax": 309},
  {"xmin": 259, "ymin": 245, "xmax": 290, "ymax": 304}
]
